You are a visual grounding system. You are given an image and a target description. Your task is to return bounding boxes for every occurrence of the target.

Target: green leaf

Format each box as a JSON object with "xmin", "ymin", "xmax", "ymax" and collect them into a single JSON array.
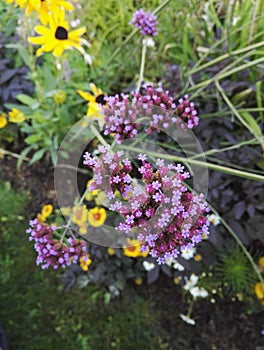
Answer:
[
  {"xmin": 17, "ymin": 145, "xmax": 35, "ymax": 169},
  {"xmin": 29, "ymin": 149, "xmax": 46, "ymax": 164},
  {"xmin": 25, "ymin": 134, "xmax": 42, "ymax": 144},
  {"xmin": 240, "ymin": 111, "xmax": 262, "ymax": 137},
  {"xmin": 16, "ymin": 94, "xmax": 39, "ymax": 109}
]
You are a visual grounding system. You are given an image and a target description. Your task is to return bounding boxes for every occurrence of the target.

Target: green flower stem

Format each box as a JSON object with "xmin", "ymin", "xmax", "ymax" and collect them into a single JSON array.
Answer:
[
  {"xmin": 119, "ymin": 145, "xmax": 264, "ymax": 182},
  {"xmin": 90, "ymin": 124, "xmax": 109, "ymax": 147},
  {"xmin": 206, "ymin": 202, "xmax": 264, "ymax": 286},
  {"xmin": 25, "ymin": 17, "xmax": 44, "ymax": 103},
  {"xmin": 186, "ymin": 299, "xmax": 194, "ymax": 318},
  {"xmin": 188, "ymin": 56, "xmax": 264, "ymax": 94},
  {"xmin": 188, "ymin": 41, "xmax": 264, "ymax": 76},
  {"xmin": 107, "ymin": 0, "xmax": 171, "ymax": 65},
  {"xmin": 60, "ymin": 186, "xmax": 90, "ymax": 242},
  {"xmin": 137, "ymin": 39, "xmax": 147, "ymax": 91},
  {"xmin": 0, "ymin": 148, "xmax": 30, "ymax": 162}
]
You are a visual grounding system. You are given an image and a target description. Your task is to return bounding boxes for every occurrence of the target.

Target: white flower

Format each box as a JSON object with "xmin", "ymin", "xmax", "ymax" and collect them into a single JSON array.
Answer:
[
  {"xmin": 142, "ymin": 37, "xmax": 155, "ymax": 47},
  {"xmin": 173, "ymin": 261, "xmax": 185, "ymax": 271},
  {"xmin": 189, "ymin": 286, "xmax": 209, "ymax": 298},
  {"xmin": 207, "ymin": 214, "xmax": 220, "ymax": 226},
  {"xmin": 142, "ymin": 261, "xmax": 155, "ymax": 271},
  {"xmin": 180, "ymin": 314, "xmax": 196, "ymax": 325},
  {"xmin": 183, "ymin": 274, "xmax": 199, "ymax": 291},
  {"xmin": 181, "ymin": 247, "xmax": 196, "ymax": 260}
]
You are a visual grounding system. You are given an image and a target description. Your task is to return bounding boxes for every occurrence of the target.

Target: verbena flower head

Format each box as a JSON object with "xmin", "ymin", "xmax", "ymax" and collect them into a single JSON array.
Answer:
[
  {"xmin": 130, "ymin": 9, "xmax": 158, "ymax": 37},
  {"xmin": 102, "ymin": 83, "xmax": 198, "ymax": 143},
  {"xmin": 26, "ymin": 219, "xmax": 87, "ymax": 269},
  {"xmin": 28, "ymin": 9, "xmax": 86, "ymax": 57},
  {"xmin": 84, "ymin": 150, "xmax": 210, "ymax": 264}
]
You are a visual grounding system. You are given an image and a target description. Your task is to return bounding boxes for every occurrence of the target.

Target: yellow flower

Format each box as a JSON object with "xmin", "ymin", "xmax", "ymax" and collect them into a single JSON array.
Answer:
[
  {"xmin": 258, "ymin": 256, "xmax": 264, "ymax": 272},
  {"xmin": 8, "ymin": 108, "xmax": 25, "ymax": 123},
  {"xmin": 123, "ymin": 238, "xmax": 148, "ymax": 258},
  {"xmin": 194, "ymin": 254, "xmax": 202, "ymax": 262},
  {"xmin": 26, "ymin": 0, "xmax": 73, "ymax": 25},
  {"xmin": 28, "ymin": 9, "xmax": 86, "ymax": 57},
  {"xmin": 123, "ymin": 238, "xmax": 142, "ymax": 258},
  {"xmin": 85, "ymin": 180, "xmax": 99, "ymax": 201},
  {"xmin": 88, "ymin": 207, "xmax": 106, "ymax": 227},
  {"xmin": 107, "ymin": 247, "xmax": 115, "ymax": 256},
  {"xmin": 79, "ymin": 254, "xmax": 92, "ymax": 271},
  {"xmin": 37, "ymin": 213, "xmax": 46, "ymax": 223},
  {"xmin": 0, "ymin": 113, "xmax": 7, "ymax": 129},
  {"xmin": 77, "ymin": 83, "xmax": 106, "ymax": 118},
  {"xmin": 134, "ymin": 277, "xmax": 143, "ymax": 285},
  {"xmin": 61, "ymin": 207, "xmax": 71, "ymax": 216},
  {"xmin": 6, "ymin": 0, "xmax": 26, "ymax": 8},
  {"xmin": 254, "ymin": 282, "xmax": 264, "ymax": 305},
  {"xmin": 41, "ymin": 204, "xmax": 53, "ymax": 218},
  {"xmin": 72, "ymin": 205, "xmax": 88, "ymax": 226}
]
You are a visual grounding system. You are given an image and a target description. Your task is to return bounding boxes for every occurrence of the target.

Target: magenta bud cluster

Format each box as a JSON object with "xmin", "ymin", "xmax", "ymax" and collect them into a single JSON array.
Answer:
[
  {"xmin": 84, "ymin": 149, "xmax": 210, "ymax": 264},
  {"xmin": 130, "ymin": 9, "xmax": 158, "ymax": 37},
  {"xmin": 26, "ymin": 219, "xmax": 87, "ymax": 269},
  {"xmin": 102, "ymin": 83, "xmax": 199, "ymax": 144}
]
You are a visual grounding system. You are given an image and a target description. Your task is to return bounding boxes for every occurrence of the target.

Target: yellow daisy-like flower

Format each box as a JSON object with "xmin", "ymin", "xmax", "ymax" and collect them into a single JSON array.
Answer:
[
  {"xmin": 79, "ymin": 254, "xmax": 92, "ymax": 271},
  {"xmin": 77, "ymin": 83, "xmax": 106, "ymax": 118},
  {"xmin": 26, "ymin": 0, "xmax": 74, "ymax": 25},
  {"xmin": 28, "ymin": 9, "xmax": 86, "ymax": 57},
  {"xmin": 123, "ymin": 238, "xmax": 149, "ymax": 258},
  {"xmin": 8, "ymin": 108, "xmax": 26, "ymax": 123},
  {"xmin": 254, "ymin": 282, "xmax": 264, "ymax": 305},
  {"xmin": 72, "ymin": 205, "xmax": 88, "ymax": 226},
  {"xmin": 0, "ymin": 113, "xmax": 7, "ymax": 129},
  {"xmin": 123, "ymin": 238, "xmax": 142, "ymax": 258},
  {"xmin": 41, "ymin": 204, "xmax": 53, "ymax": 218},
  {"xmin": 88, "ymin": 207, "xmax": 106, "ymax": 227},
  {"xmin": 37, "ymin": 213, "xmax": 46, "ymax": 223}
]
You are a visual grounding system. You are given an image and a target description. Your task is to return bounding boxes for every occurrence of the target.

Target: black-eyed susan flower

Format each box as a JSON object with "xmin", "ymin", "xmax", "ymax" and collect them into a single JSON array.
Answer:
[
  {"xmin": 8, "ymin": 108, "xmax": 25, "ymax": 123},
  {"xmin": 79, "ymin": 254, "xmax": 92, "ymax": 271},
  {"xmin": 26, "ymin": 0, "xmax": 73, "ymax": 25},
  {"xmin": 5, "ymin": 0, "xmax": 26, "ymax": 8},
  {"xmin": 28, "ymin": 10, "xmax": 86, "ymax": 57},
  {"xmin": 77, "ymin": 83, "xmax": 106, "ymax": 118},
  {"xmin": 87, "ymin": 207, "xmax": 106, "ymax": 227},
  {"xmin": 0, "ymin": 113, "xmax": 7, "ymax": 129}
]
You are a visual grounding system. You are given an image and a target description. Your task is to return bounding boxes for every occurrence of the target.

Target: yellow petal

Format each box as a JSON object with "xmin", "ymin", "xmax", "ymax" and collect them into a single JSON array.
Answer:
[
  {"xmin": 68, "ymin": 27, "xmax": 86, "ymax": 39},
  {"xmin": 77, "ymin": 90, "xmax": 95, "ymax": 102},
  {"xmin": 53, "ymin": 45, "xmax": 65, "ymax": 57},
  {"xmin": 28, "ymin": 36, "xmax": 46, "ymax": 45}
]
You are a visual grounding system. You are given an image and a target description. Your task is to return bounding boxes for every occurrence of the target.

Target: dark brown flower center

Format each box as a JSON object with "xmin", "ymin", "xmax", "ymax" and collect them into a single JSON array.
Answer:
[
  {"xmin": 95, "ymin": 94, "xmax": 106, "ymax": 105},
  {"xmin": 55, "ymin": 26, "xmax": 68, "ymax": 40}
]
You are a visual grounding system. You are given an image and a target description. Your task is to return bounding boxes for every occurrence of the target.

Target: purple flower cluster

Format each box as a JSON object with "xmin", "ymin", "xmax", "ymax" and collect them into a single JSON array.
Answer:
[
  {"xmin": 26, "ymin": 219, "xmax": 87, "ymax": 269},
  {"xmin": 102, "ymin": 83, "xmax": 198, "ymax": 143},
  {"xmin": 83, "ymin": 145, "xmax": 132, "ymax": 201},
  {"xmin": 130, "ymin": 9, "xmax": 158, "ymax": 37},
  {"xmin": 84, "ymin": 149, "xmax": 210, "ymax": 264}
]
